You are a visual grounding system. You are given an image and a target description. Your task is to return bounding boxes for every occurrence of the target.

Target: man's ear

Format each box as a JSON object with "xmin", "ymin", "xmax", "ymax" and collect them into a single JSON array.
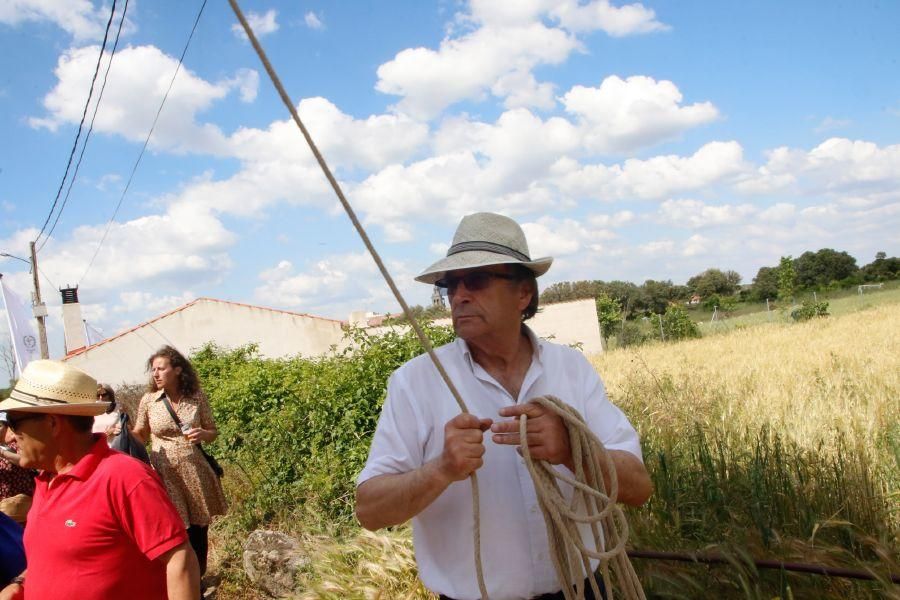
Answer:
[
  {"xmin": 47, "ymin": 414, "xmax": 63, "ymax": 437},
  {"xmin": 518, "ymin": 280, "xmax": 535, "ymax": 312}
]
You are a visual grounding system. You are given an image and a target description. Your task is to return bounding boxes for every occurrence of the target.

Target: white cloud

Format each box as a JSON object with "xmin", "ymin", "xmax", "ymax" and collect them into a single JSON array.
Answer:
[
  {"xmin": 491, "ymin": 70, "xmax": 557, "ymax": 110},
  {"xmin": 232, "ymin": 9, "xmax": 279, "ymax": 40},
  {"xmin": 429, "ymin": 242, "xmax": 449, "ymax": 255},
  {"xmin": 95, "ymin": 173, "xmax": 122, "ymax": 192},
  {"xmin": 304, "ymin": 11, "xmax": 324, "ymax": 30},
  {"xmin": 759, "ymin": 203, "xmax": 796, "ymax": 223},
  {"xmin": 376, "ymin": 22, "xmax": 579, "ymax": 119},
  {"xmin": 30, "ymin": 45, "xmax": 244, "ymax": 155},
  {"xmin": 521, "ymin": 216, "xmax": 616, "ymax": 258},
  {"xmin": 738, "ymin": 138, "xmax": 900, "ymax": 202},
  {"xmin": 35, "ymin": 198, "xmax": 235, "ymax": 298},
  {"xmin": 814, "ymin": 116, "xmax": 850, "ymax": 133},
  {"xmin": 561, "ymin": 75, "xmax": 719, "ymax": 153},
  {"xmin": 548, "ymin": 0, "xmax": 669, "ymax": 36},
  {"xmin": 587, "ymin": 210, "xmax": 634, "ymax": 228},
  {"xmin": 114, "ymin": 291, "xmax": 196, "ymax": 315},
  {"xmin": 658, "ymin": 199, "xmax": 757, "ymax": 228},
  {"xmin": 229, "ymin": 97, "xmax": 429, "ymax": 171},
  {"xmin": 225, "ymin": 68, "xmax": 259, "ymax": 103},
  {"xmin": 681, "ymin": 234, "xmax": 710, "ymax": 257},
  {"xmin": 555, "ymin": 140, "xmax": 747, "ymax": 201},
  {"xmin": 254, "ymin": 253, "xmax": 423, "ymax": 319},
  {"xmin": 0, "ymin": 0, "xmax": 122, "ymax": 41}
]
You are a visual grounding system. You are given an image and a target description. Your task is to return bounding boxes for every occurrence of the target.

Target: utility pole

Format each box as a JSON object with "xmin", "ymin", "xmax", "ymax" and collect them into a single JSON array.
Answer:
[{"xmin": 29, "ymin": 241, "xmax": 49, "ymax": 359}]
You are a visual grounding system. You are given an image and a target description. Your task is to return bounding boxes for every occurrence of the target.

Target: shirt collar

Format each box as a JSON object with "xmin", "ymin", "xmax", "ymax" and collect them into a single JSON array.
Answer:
[{"xmin": 457, "ymin": 324, "xmax": 544, "ymax": 366}]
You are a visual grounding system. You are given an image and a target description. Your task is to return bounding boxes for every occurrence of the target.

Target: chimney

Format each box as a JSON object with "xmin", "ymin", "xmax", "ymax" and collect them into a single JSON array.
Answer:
[{"xmin": 60, "ymin": 286, "xmax": 86, "ymax": 354}]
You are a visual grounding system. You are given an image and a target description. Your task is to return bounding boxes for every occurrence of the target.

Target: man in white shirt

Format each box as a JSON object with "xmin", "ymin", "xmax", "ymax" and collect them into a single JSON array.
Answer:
[{"xmin": 356, "ymin": 212, "xmax": 652, "ymax": 600}]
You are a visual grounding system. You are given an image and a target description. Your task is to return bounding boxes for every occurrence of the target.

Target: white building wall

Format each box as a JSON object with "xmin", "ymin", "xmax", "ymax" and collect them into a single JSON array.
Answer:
[
  {"xmin": 64, "ymin": 298, "xmax": 347, "ymax": 386},
  {"xmin": 368, "ymin": 299, "xmax": 603, "ymax": 356}
]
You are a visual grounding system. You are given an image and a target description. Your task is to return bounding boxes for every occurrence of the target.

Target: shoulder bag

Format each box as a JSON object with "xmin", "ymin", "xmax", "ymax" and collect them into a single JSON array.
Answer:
[{"xmin": 109, "ymin": 412, "xmax": 151, "ymax": 465}]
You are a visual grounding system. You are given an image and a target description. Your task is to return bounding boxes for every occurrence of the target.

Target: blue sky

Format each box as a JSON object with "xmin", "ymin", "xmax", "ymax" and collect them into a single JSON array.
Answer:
[{"xmin": 0, "ymin": 0, "xmax": 898, "ymax": 358}]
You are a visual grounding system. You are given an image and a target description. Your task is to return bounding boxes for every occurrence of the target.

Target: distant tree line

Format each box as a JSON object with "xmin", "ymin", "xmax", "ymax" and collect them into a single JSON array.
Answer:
[
  {"xmin": 539, "ymin": 249, "xmax": 897, "ymax": 345},
  {"xmin": 541, "ymin": 249, "xmax": 897, "ymax": 309}
]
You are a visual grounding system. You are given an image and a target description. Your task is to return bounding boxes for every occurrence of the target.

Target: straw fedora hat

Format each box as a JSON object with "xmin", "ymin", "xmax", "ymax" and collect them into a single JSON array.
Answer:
[
  {"xmin": 0, "ymin": 360, "xmax": 108, "ymax": 416},
  {"xmin": 415, "ymin": 212, "xmax": 553, "ymax": 284}
]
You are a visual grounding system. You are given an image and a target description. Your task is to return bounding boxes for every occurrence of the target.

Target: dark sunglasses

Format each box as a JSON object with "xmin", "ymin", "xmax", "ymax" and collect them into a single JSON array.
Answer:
[
  {"xmin": 435, "ymin": 271, "xmax": 518, "ymax": 295},
  {"xmin": 98, "ymin": 391, "xmax": 110, "ymax": 398},
  {"xmin": 0, "ymin": 413, "xmax": 47, "ymax": 433}
]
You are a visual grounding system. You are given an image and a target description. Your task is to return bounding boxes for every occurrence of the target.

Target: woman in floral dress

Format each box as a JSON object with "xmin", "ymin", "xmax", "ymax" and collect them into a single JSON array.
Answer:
[{"xmin": 133, "ymin": 345, "xmax": 226, "ymax": 575}]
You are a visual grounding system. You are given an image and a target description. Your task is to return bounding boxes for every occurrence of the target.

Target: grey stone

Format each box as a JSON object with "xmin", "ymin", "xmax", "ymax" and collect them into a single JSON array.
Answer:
[{"xmin": 242, "ymin": 529, "xmax": 307, "ymax": 597}]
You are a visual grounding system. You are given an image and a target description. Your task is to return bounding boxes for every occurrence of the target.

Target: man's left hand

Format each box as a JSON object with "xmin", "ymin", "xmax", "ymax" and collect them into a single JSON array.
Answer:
[{"xmin": 491, "ymin": 401, "xmax": 572, "ymax": 469}]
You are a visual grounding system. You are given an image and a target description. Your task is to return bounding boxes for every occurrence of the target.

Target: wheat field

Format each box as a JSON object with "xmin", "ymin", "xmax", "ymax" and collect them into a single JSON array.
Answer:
[{"xmin": 214, "ymin": 300, "xmax": 899, "ymax": 599}]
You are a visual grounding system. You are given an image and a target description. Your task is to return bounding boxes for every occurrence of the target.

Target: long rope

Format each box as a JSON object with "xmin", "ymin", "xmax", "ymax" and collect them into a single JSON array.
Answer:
[
  {"xmin": 226, "ymin": 3, "xmax": 486, "ymax": 597},
  {"xmin": 227, "ymin": 2, "xmax": 643, "ymax": 598}
]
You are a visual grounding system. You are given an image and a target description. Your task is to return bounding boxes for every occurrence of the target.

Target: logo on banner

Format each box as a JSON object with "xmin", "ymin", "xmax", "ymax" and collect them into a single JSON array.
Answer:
[{"xmin": 23, "ymin": 335, "xmax": 37, "ymax": 352}]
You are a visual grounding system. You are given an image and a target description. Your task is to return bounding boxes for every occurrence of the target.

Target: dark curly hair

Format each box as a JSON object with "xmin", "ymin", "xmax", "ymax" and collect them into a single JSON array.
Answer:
[{"xmin": 146, "ymin": 345, "xmax": 200, "ymax": 396}]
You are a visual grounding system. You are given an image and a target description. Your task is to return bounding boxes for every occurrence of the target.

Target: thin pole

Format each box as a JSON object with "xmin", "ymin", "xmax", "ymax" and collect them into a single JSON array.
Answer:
[{"xmin": 29, "ymin": 242, "xmax": 49, "ymax": 359}]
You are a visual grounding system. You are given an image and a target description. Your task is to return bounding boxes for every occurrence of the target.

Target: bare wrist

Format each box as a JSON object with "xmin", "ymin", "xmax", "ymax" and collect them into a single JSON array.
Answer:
[{"xmin": 424, "ymin": 458, "xmax": 454, "ymax": 489}]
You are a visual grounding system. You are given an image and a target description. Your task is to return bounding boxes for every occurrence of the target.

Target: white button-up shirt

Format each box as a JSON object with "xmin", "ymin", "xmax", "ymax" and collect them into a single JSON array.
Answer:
[{"xmin": 358, "ymin": 327, "xmax": 643, "ymax": 600}]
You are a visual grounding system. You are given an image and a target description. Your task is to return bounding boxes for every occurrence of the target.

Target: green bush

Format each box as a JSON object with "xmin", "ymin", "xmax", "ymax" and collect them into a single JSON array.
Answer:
[
  {"xmin": 192, "ymin": 324, "xmax": 456, "ymax": 527},
  {"xmin": 791, "ymin": 300, "xmax": 830, "ymax": 321},
  {"xmin": 650, "ymin": 305, "xmax": 700, "ymax": 341}
]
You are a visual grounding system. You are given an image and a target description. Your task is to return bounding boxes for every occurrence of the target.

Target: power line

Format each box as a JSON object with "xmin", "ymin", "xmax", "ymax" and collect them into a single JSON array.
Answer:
[
  {"xmin": 38, "ymin": 0, "xmax": 130, "ymax": 253},
  {"xmin": 34, "ymin": 0, "xmax": 118, "ymax": 246},
  {"xmin": 79, "ymin": 0, "xmax": 209, "ymax": 285}
]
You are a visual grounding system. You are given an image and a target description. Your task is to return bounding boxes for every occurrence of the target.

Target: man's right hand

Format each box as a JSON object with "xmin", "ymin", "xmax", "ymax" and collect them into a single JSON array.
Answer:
[{"xmin": 436, "ymin": 413, "xmax": 492, "ymax": 482}]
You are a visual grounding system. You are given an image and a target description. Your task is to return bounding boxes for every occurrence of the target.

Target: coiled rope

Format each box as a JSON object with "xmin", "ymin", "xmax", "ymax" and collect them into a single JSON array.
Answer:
[{"xmin": 228, "ymin": 2, "xmax": 645, "ymax": 598}]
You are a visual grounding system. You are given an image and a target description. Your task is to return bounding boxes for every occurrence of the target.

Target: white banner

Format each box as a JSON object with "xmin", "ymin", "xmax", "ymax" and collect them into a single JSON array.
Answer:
[
  {"xmin": 1, "ymin": 278, "xmax": 40, "ymax": 376},
  {"xmin": 83, "ymin": 320, "xmax": 105, "ymax": 347}
]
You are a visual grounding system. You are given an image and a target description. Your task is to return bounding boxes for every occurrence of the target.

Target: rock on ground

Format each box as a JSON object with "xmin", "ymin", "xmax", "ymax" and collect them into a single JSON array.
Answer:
[{"xmin": 242, "ymin": 529, "xmax": 308, "ymax": 597}]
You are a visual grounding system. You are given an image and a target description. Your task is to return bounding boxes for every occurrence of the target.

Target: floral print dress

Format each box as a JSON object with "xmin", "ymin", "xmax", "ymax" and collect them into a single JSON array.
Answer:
[{"xmin": 136, "ymin": 390, "xmax": 227, "ymax": 527}]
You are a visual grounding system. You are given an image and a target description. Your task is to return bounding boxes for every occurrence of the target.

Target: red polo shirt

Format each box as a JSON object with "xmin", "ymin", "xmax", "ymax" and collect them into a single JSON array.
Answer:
[{"xmin": 23, "ymin": 435, "xmax": 187, "ymax": 599}]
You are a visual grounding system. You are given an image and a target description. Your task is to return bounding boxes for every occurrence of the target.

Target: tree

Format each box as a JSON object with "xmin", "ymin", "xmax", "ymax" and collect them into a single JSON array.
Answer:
[
  {"xmin": 687, "ymin": 268, "xmax": 741, "ymax": 297},
  {"xmin": 860, "ymin": 251, "xmax": 899, "ymax": 282},
  {"xmin": 777, "ymin": 256, "xmax": 796, "ymax": 305},
  {"xmin": 595, "ymin": 293, "xmax": 622, "ymax": 349},
  {"xmin": 793, "ymin": 248, "xmax": 858, "ymax": 289},
  {"xmin": 638, "ymin": 279, "xmax": 686, "ymax": 315},
  {"xmin": 750, "ymin": 266, "xmax": 780, "ymax": 301}
]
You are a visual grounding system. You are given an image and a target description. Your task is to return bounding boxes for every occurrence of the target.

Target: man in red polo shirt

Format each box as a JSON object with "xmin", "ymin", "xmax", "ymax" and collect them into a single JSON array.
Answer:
[{"xmin": 0, "ymin": 360, "xmax": 200, "ymax": 600}]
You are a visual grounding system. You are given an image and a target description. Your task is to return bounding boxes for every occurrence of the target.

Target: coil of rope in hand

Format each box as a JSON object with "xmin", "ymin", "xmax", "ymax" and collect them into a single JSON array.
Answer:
[{"xmin": 521, "ymin": 396, "xmax": 645, "ymax": 600}]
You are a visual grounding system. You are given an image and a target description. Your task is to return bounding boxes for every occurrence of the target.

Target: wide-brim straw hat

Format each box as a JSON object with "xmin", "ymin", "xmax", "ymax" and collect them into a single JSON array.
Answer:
[
  {"xmin": 0, "ymin": 360, "xmax": 108, "ymax": 416},
  {"xmin": 415, "ymin": 212, "xmax": 553, "ymax": 284},
  {"xmin": 0, "ymin": 494, "xmax": 32, "ymax": 525}
]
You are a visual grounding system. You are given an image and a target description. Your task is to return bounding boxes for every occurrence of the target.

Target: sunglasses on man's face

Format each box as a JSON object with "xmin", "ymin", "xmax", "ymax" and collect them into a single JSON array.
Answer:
[
  {"xmin": 0, "ymin": 413, "xmax": 47, "ymax": 433},
  {"xmin": 434, "ymin": 271, "xmax": 518, "ymax": 295},
  {"xmin": 98, "ymin": 391, "xmax": 109, "ymax": 398}
]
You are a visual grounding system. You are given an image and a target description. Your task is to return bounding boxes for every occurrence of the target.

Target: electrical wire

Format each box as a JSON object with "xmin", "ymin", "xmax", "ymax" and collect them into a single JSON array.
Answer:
[
  {"xmin": 38, "ymin": 0, "xmax": 130, "ymax": 253},
  {"xmin": 79, "ymin": 0, "xmax": 209, "ymax": 285},
  {"xmin": 35, "ymin": 0, "xmax": 118, "ymax": 246}
]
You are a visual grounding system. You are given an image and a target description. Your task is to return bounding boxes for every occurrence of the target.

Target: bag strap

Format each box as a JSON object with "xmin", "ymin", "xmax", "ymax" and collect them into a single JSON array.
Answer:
[
  {"xmin": 160, "ymin": 393, "xmax": 209, "ymax": 454},
  {"xmin": 159, "ymin": 392, "xmax": 183, "ymax": 429}
]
